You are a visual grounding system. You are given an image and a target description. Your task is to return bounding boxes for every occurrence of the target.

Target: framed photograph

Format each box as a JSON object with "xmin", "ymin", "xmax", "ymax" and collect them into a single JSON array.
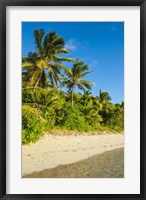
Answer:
[{"xmin": 0, "ymin": 0, "xmax": 145, "ymax": 199}]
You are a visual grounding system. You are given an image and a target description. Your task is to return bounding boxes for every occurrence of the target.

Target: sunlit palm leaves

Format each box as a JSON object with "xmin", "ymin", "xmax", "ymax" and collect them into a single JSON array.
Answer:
[
  {"xmin": 99, "ymin": 89, "xmax": 111, "ymax": 103},
  {"xmin": 22, "ymin": 29, "xmax": 74, "ymax": 88},
  {"xmin": 61, "ymin": 59, "xmax": 95, "ymax": 107},
  {"xmin": 22, "ymin": 87, "xmax": 63, "ymax": 125}
]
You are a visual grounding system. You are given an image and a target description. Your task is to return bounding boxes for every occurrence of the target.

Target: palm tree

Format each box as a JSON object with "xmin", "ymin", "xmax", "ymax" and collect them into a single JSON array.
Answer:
[
  {"xmin": 22, "ymin": 87, "xmax": 63, "ymax": 123},
  {"xmin": 61, "ymin": 60, "xmax": 95, "ymax": 107},
  {"xmin": 99, "ymin": 89, "xmax": 111, "ymax": 104},
  {"xmin": 22, "ymin": 29, "xmax": 74, "ymax": 88}
]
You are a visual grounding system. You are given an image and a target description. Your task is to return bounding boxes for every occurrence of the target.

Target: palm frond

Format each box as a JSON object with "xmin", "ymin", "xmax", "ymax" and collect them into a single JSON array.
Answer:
[
  {"xmin": 22, "ymin": 104, "xmax": 45, "ymax": 122},
  {"xmin": 52, "ymin": 35, "xmax": 65, "ymax": 47},
  {"xmin": 52, "ymin": 56, "xmax": 75, "ymax": 62},
  {"xmin": 77, "ymin": 83, "xmax": 86, "ymax": 93},
  {"xmin": 53, "ymin": 62, "xmax": 72, "ymax": 76},
  {"xmin": 22, "ymin": 62, "xmax": 35, "ymax": 68},
  {"xmin": 36, "ymin": 60, "xmax": 47, "ymax": 69},
  {"xmin": 55, "ymin": 48, "xmax": 69, "ymax": 54},
  {"xmin": 60, "ymin": 79, "xmax": 70, "ymax": 88},
  {"xmin": 30, "ymin": 68, "xmax": 42, "ymax": 86},
  {"xmin": 79, "ymin": 80, "xmax": 95, "ymax": 90},
  {"xmin": 48, "ymin": 66, "xmax": 60, "ymax": 84},
  {"xmin": 34, "ymin": 29, "xmax": 45, "ymax": 58},
  {"xmin": 80, "ymin": 71, "xmax": 92, "ymax": 78}
]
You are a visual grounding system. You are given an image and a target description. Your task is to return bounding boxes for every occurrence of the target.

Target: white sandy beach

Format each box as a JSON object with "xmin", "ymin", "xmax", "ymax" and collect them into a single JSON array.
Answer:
[{"xmin": 22, "ymin": 133, "xmax": 124, "ymax": 176}]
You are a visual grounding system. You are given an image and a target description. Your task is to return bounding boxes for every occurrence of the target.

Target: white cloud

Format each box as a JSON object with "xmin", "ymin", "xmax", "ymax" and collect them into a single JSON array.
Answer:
[
  {"xmin": 91, "ymin": 59, "xmax": 99, "ymax": 66},
  {"xmin": 65, "ymin": 39, "xmax": 78, "ymax": 51}
]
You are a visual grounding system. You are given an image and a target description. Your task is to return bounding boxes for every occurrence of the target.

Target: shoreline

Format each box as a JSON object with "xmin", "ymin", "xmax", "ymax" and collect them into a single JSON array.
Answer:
[
  {"xmin": 22, "ymin": 133, "xmax": 124, "ymax": 176},
  {"xmin": 24, "ymin": 147, "xmax": 124, "ymax": 178}
]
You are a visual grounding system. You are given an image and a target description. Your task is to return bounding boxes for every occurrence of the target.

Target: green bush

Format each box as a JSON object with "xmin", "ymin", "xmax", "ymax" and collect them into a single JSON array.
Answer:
[
  {"xmin": 56, "ymin": 104, "xmax": 90, "ymax": 131},
  {"xmin": 22, "ymin": 116, "xmax": 45, "ymax": 144},
  {"xmin": 63, "ymin": 112, "xmax": 90, "ymax": 131}
]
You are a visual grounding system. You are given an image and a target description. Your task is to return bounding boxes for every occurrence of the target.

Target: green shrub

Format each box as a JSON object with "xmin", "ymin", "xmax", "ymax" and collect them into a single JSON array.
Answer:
[
  {"xmin": 56, "ymin": 104, "xmax": 90, "ymax": 131},
  {"xmin": 22, "ymin": 116, "xmax": 45, "ymax": 144},
  {"xmin": 63, "ymin": 112, "xmax": 90, "ymax": 131}
]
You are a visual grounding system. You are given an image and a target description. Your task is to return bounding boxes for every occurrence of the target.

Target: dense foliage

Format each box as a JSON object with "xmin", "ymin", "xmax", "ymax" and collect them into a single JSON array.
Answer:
[{"xmin": 22, "ymin": 29, "xmax": 124, "ymax": 144}]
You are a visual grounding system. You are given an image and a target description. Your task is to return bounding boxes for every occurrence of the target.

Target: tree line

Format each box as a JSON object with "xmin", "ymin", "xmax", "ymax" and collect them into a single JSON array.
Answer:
[{"xmin": 22, "ymin": 29, "xmax": 124, "ymax": 144}]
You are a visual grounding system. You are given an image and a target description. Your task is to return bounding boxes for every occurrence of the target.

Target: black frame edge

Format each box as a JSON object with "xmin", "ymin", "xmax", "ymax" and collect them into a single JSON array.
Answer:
[
  {"xmin": 0, "ymin": 1, "xmax": 145, "ymax": 200},
  {"xmin": 0, "ymin": 0, "xmax": 144, "ymax": 6}
]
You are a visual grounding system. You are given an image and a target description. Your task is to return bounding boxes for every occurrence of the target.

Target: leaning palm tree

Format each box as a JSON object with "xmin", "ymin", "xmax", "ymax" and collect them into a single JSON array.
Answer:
[
  {"xmin": 61, "ymin": 60, "xmax": 95, "ymax": 107},
  {"xmin": 22, "ymin": 29, "xmax": 74, "ymax": 88}
]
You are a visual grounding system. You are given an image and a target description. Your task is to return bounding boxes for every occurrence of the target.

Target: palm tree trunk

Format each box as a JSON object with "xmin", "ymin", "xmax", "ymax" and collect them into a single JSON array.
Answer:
[
  {"xmin": 71, "ymin": 86, "xmax": 74, "ymax": 108},
  {"xmin": 35, "ymin": 70, "xmax": 43, "ymax": 88}
]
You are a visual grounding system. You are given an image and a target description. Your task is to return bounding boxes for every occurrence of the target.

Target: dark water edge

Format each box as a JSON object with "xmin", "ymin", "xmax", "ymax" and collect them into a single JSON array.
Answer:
[{"xmin": 23, "ymin": 147, "xmax": 124, "ymax": 178}]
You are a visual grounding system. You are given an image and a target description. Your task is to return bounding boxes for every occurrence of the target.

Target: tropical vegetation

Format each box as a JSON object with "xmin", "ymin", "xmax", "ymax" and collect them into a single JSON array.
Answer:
[{"xmin": 22, "ymin": 29, "xmax": 124, "ymax": 144}]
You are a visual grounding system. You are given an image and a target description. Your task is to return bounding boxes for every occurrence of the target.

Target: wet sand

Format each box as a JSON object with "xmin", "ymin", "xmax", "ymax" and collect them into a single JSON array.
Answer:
[
  {"xmin": 24, "ymin": 147, "xmax": 124, "ymax": 178},
  {"xmin": 22, "ymin": 134, "xmax": 124, "ymax": 176}
]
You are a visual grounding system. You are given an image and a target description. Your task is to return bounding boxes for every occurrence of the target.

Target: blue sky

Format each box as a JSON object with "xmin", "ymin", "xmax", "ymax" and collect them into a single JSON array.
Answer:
[{"xmin": 22, "ymin": 22, "xmax": 124, "ymax": 104}]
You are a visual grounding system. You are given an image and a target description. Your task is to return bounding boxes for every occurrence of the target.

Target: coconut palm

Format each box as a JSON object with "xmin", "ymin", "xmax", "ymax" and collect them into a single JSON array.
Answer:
[
  {"xmin": 99, "ymin": 89, "xmax": 111, "ymax": 104},
  {"xmin": 22, "ymin": 87, "xmax": 63, "ymax": 123},
  {"xmin": 61, "ymin": 60, "xmax": 95, "ymax": 107},
  {"xmin": 22, "ymin": 29, "xmax": 74, "ymax": 88}
]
